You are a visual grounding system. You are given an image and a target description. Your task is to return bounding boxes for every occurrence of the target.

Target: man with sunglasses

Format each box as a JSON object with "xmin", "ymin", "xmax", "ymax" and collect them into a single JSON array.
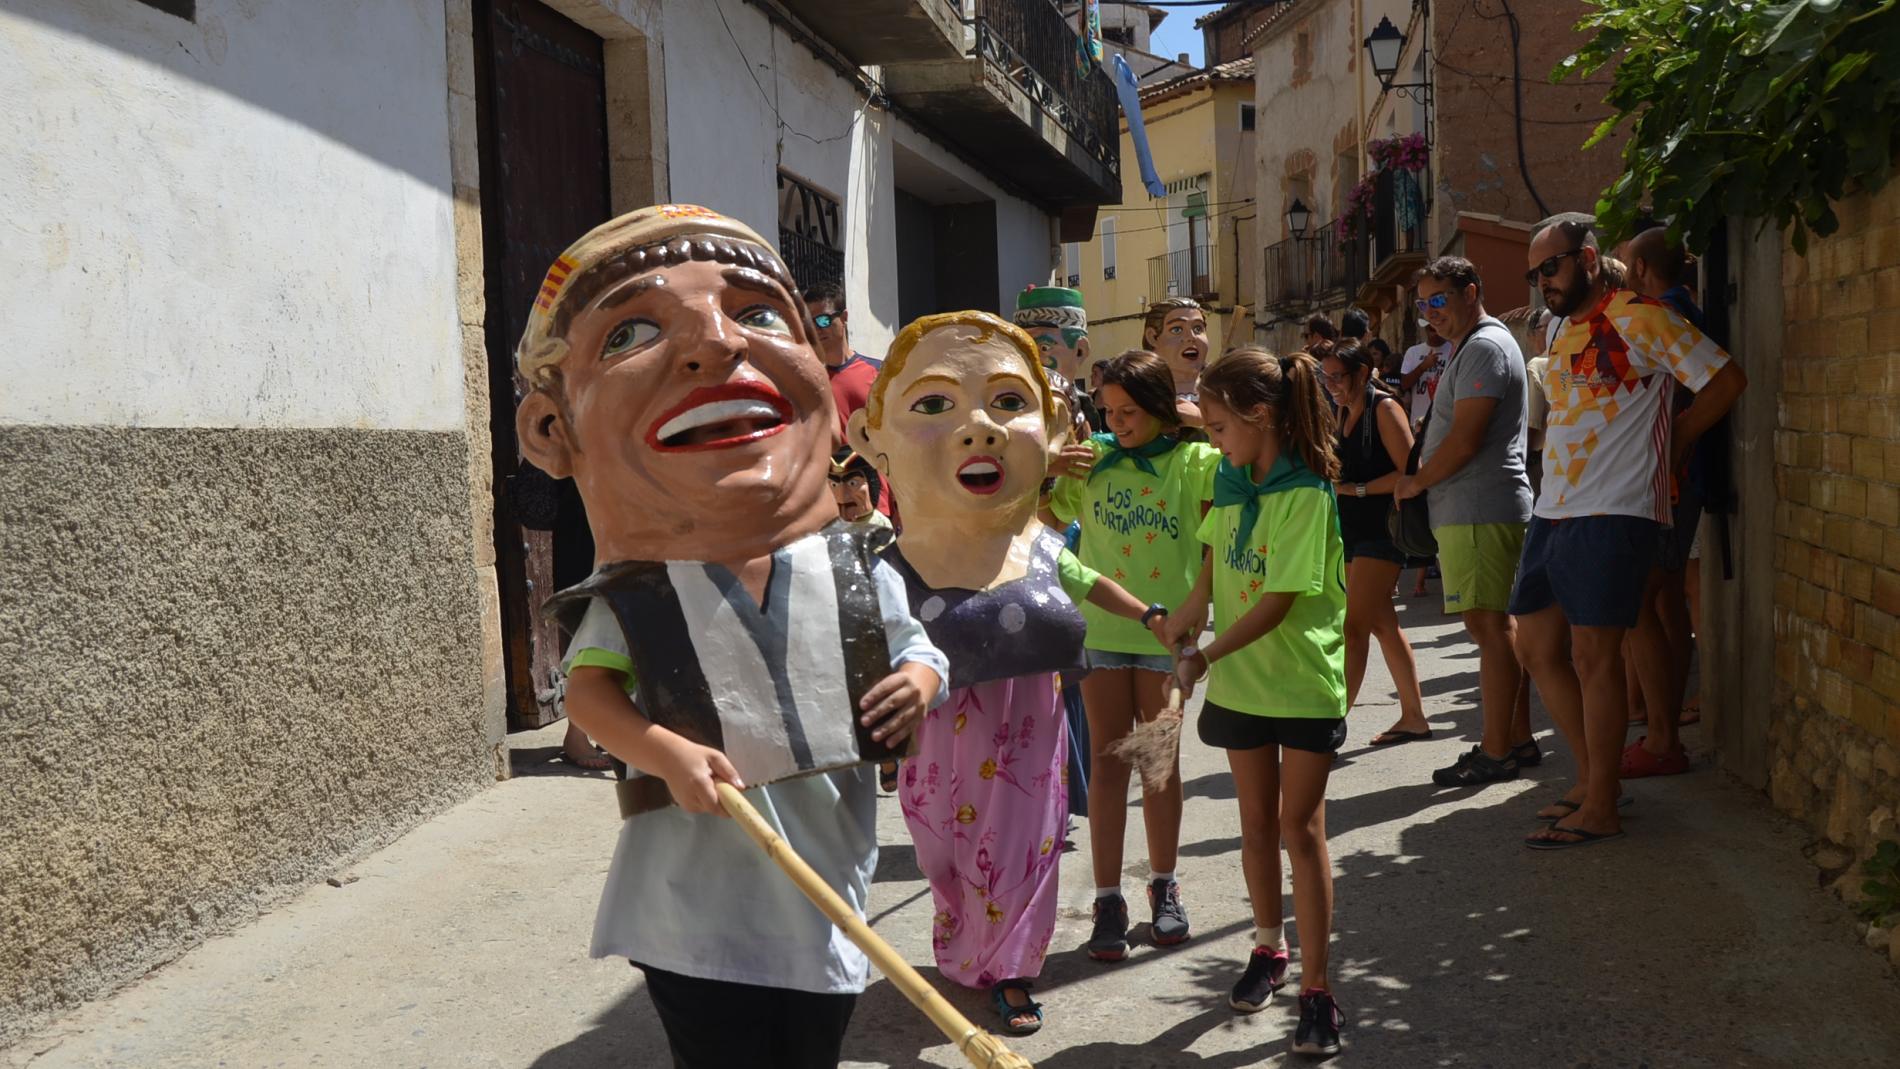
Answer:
[
  {"xmin": 1395, "ymin": 258, "xmax": 1536, "ymax": 792},
  {"xmin": 1513, "ymin": 214, "xmax": 1747, "ymax": 850},
  {"xmin": 803, "ymin": 281, "xmax": 889, "ymax": 514}
]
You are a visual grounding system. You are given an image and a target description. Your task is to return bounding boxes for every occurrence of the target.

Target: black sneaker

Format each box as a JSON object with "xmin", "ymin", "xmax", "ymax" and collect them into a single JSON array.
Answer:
[
  {"xmin": 1147, "ymin": 878, "xmax": 1191, "ymax": 946},
  {"xmin": 1228, "ymin": 945, "xmax": 1289, "ymax": 1012},
  {"xmin": 1431, "ymin": 745, "xmax": 1519, "ymax": 787},
  {"xmin": 1293, "ymin": 988, "xmax": 1343, "ymax": 1055},
  {"xmin": 1087, "ymin": 894, "xmax": 1129, "ymax": 961}
]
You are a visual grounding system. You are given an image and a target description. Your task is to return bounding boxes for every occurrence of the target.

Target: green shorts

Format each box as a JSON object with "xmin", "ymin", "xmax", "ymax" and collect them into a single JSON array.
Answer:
[{"xmin": 1434, "ymin": 522, "xmax": 1526, "ymax": 614}]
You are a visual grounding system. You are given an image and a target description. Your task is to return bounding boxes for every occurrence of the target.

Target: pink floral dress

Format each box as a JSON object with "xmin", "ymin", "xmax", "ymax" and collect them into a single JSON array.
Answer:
[{"xmin": 887, "ymin": 529, "xmax": 1096, "ymax": 987}]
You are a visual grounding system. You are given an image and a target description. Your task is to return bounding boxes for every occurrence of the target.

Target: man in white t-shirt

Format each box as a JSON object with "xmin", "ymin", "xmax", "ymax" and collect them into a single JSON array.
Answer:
[{"xmin": 1398, "ymin": 323, "xmax": 1452, "ymax": 430}]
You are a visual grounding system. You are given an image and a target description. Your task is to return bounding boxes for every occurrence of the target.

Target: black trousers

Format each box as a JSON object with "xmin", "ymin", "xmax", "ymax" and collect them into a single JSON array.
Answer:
[{"xmin": 637, "ymin": 962, "xmax": 857, "ymax": 1069}]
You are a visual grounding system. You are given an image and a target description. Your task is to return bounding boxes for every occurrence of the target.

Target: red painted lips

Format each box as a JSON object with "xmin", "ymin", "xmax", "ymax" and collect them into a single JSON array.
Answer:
[{"xmin": 645, "ymin": 381, "xmax": 794, "ymax": 452}]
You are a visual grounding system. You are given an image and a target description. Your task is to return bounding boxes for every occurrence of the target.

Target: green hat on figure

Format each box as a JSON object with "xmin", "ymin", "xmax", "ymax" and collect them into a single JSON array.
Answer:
[{"xmin": 1013, "ymin": 286, "xmax": 1091, "ymax": 383}]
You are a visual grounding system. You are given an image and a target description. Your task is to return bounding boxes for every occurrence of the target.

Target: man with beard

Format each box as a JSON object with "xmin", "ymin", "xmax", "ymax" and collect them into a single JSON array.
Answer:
[{"xmin": 1513, "ymin": 213, "xmax": 1747, "ymax": 850}]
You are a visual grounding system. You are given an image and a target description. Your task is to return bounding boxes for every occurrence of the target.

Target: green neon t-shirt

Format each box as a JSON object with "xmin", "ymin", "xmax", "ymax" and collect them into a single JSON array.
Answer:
[
  {"xmin": 1049, "ymin": 437, "xmax": 1220, "ymax": 654},
  {"xmin": 1195, "ymin": 466, "xmax": 1348, "ymax": 720}
]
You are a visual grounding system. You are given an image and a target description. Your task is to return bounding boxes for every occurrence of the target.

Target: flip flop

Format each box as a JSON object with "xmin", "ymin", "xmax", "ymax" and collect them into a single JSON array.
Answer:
[
  {"xmin": 1369, "ymin": 728, "xmax": 1433, "ymax": 747},
  {"xmin": 1524, "ymin": 824, "xmax": 1625, "ymax": 850},
  {"xmin": 1539, "ymin": 796, "xmax": 1632, "ymax": 822}
]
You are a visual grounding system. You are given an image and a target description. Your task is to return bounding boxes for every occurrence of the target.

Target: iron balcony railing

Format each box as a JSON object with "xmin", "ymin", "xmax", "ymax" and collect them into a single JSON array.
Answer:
[
  {"xmin": 969, "ymin": 0, "xmax": 1121, "ymax": 186},
  {"xmin": 1148, "ymin": 245, "xmax": 1216, "ymax": 301},
  {"xmin": 1370, "ymin": 166, "xmax": 1429, "ymax": 280},
  {"xmin": 779, "ymin": 227, "xmax": 845, "ymax": 292},
  {"xmin": 1262, "ymin": 228, "xmax": 1362, "ymax": 312}
]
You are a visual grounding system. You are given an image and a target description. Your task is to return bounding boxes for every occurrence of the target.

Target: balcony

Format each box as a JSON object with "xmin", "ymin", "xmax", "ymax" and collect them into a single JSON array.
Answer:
[
  {"xmin": 882, "ymin": 0, "xmax": 1122, "ymax": 211},
  {"xmin": 772, "ymin": 0, "xmax": 968, "ymax": 64},
  {"xmin": 1262, "ymin": 229, "xmax": 1363, "ymax": 313},
  {"xmin": 1149, "ymin": 245, "xmax": 1216, "ymax": 302},
  {"xmin": 1366, "ymin": 166, "xmax": 1429, "ymax": 289}
]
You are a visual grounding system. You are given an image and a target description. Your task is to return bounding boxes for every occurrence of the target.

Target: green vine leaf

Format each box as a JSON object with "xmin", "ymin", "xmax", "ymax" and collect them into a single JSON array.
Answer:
[{"xmin": 1562, "ymin": 0, "xmax": 1900, "ymax": 250}]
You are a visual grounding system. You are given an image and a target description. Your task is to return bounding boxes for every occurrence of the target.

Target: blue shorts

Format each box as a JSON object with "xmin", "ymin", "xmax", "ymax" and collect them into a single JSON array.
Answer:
[
  {"xmin": 1084, "ymin": 648, "xmax": 1174, "ymax": 674},
  {"xmin": 1508, "ymin": 515, "xmax": 1660, "ymax": 628}
]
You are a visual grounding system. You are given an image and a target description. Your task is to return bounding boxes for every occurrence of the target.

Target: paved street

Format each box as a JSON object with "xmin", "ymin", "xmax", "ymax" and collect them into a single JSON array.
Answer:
[{"xmin": 8, "ymin": 596, "xmax": 1899, "ymax": 1069}]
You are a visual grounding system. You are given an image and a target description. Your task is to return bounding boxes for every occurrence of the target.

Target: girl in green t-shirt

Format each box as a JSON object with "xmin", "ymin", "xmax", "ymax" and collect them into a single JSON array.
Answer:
[
  {"xmin": 1164, "ymin": 347, "xmax": 1348, "ymax": 1057},
  {"xmin": 1044, "ymin": 350, "xmax": 1219, "ymax": 962}
]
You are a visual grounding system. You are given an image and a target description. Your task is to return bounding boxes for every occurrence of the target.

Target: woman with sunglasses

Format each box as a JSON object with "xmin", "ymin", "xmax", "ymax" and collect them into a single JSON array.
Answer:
[{"xmin": 1318, "ymin": 344, "xmax": 1430, "ymax": 746}]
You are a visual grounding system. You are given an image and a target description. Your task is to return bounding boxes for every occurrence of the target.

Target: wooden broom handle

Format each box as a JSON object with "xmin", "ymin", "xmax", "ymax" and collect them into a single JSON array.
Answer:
[{"xmin": 715, "ymin": 782, "xmax": 1034, "ymax": 1069}]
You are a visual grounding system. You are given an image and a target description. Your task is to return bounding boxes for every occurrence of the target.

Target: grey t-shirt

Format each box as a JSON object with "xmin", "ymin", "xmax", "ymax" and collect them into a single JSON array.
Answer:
[{"xmin": 1420, "ymin": 316, "xmax": 1533, "ymax": 526}]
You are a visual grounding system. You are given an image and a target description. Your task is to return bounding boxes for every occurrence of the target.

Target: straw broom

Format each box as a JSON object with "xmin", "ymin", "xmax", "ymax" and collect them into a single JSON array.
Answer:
[
  {"xmin": 1107, "ymin": 670, "xmax": 1188, "ymax": 794},
  {"xmin": 715, "ymin": 782, "xmax": 1035, "ymax": 1069}
]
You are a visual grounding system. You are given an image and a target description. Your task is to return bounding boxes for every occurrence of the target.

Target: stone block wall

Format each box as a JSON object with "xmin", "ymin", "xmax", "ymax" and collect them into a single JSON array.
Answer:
[{"xmin": 1770, "ymin": 178, "xmax": 1900, "ymax": 907}]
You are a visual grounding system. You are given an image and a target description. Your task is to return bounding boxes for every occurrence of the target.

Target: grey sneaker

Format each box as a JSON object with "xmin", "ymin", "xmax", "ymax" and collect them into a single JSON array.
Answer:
[
  {"xmin": 1147, "ymin": 878, "xmax": 1190, "ymax": 945},
  {"xmin": 1087, "ymin": 894, "xmax": 1129, "ymax": 961}
]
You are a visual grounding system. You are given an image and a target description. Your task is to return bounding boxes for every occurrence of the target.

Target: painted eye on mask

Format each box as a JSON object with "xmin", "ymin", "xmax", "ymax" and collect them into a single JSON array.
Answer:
[
  {"xmin": 909, "ymin": 395, "xmax": 955, "ymax": 415},
  {"xmin": 737, "ymin": 305, "xmax": 792, "ymax": 335},
  {"xmin": 991, "ymin": 392, "xmax": 1029, "ymax": 413},
  {"xmin": 603, "ymin": 319, "xmax": 660, "ymax": 357}
]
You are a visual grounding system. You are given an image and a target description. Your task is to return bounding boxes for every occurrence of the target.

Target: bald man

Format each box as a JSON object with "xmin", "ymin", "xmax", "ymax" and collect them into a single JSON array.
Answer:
[{"xmin": 1610, "ymin": 228, "xmax": 1707, "ymax": 782}]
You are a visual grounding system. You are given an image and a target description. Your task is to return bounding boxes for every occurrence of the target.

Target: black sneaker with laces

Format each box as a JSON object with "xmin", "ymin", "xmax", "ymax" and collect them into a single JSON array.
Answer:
[
  {"xmin": 1087, "ymin": 894, "xmax": 1129, "ymax": 962},
  {"xmin": 1431, "ymin": 745, "xmax": 1519, "ymax": 787},
  {"xmin": 1147, "ymin": 878, "xmax": 1191, "ymax": 946},
  {"xmin": 1228, "ymin": 945, "xmax": 1289, "ymax": 1012},
  {"xmin": 1293, "ymin": 988, "xmax": 1343, "ymax": 1055}
]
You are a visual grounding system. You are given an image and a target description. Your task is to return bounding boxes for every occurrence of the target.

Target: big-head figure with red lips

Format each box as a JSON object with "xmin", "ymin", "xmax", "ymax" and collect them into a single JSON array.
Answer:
[
  {"xmin": 515, "ymin": 204, "xmax": 838, "ymax": 566},
  {"xmin": 515, "ymin": 205, "xmax": 941, "ymax": 820}
]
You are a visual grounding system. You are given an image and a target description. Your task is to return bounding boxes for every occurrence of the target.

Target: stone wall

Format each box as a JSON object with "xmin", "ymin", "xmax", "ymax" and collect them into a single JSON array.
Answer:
[{"xmin": 1770, "ymin": 178, "xmax": 1900, "ymax": 929}]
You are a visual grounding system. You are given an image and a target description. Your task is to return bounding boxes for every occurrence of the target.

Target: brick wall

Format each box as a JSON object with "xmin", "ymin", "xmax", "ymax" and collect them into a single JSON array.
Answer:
[
  {"xmin": 1769, "ymin": 179, "xmax": 1900, "ymax": 899},
  {"xmin": 1430, "ymin": 0, "xmax": 1624, "ymax": 228}
]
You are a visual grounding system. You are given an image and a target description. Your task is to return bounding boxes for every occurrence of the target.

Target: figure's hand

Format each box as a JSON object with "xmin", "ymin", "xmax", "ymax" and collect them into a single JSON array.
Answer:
[
  {"xmin": 1395, "ymin": 474, "xmax": 1424, "ymax": 502},
  {"xmin": 655, "ymin": 737, "xmax": 745, "ymax": 815},
  {"xmin": 1050, "ymin": 443, "xmax": 1096, "ymax": 481},
  {"xmin": 1176, "ymin": 399, "xmax": 1204, "ymax": 428},
  {"xmin": 861, "ymin": 662, "xmax": 939, "ymax": 748}
]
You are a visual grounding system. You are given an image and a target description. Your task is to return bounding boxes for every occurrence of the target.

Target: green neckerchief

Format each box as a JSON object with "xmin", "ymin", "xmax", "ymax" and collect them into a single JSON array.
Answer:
[
  {"xmin": 1087, "ymin": 431, "xmax": 1180, "ymax": 482},
  {"xmin": 1212, "ymin": 453, "xmax": 1329, "ymax": 537}
]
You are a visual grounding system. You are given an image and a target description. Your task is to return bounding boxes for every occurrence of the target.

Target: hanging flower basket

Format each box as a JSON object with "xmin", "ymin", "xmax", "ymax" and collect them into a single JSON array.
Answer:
[
  {"xmin": 1335, "ymin": 175, "xmax": 1378, "ymax": 240},
  {"xmin": 1367, "ymin": 132, "xmax": 1429, "ymax": 173}
]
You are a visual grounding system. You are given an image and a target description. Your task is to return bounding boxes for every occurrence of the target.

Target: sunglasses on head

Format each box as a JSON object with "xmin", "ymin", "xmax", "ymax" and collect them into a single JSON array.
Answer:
[
  {"xmin": 1524, "ymin": 248, "xmax": 1585, "ymax": 285},
  {"xmin": 1412, "ymin": 292, "xmax": 1451, "ymax": 313},
  {"xmin": 812, "ymin": 313, "xmax": 841, "ymax": 330}
]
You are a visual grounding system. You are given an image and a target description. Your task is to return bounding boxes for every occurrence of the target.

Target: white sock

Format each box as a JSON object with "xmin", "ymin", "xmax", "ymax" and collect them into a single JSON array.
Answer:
[
  {"xmin": 1150, "ymin": 870, "xmax": 1175, "ymax": 884},
  {"xmin": 1254, "ymin": 924, "xmax": 1285, "ymax": 951},
  {"xmin": 1095, "ymin": 886, "xmax": 1122, "ymax": 900}
]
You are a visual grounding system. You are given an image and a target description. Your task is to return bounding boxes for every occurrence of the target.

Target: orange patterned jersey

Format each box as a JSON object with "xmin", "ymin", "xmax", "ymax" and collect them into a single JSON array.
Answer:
[{"xmin": 1538, "ymin": 289, "xmax": 1730, "ymax": 522}]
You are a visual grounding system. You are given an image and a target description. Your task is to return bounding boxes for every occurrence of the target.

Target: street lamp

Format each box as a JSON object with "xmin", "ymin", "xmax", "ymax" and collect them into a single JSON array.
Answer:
[
  {"xmin": 1361, "ymin": 3, "xmax": 1434, "ymax": 146},
  {"xmin": 1286, "ymin": 198, "xmax": 1312, "ymax": 241},
  {"xmin": 1364, "ymin": 16, "xmax": 1405, "ymax": 86}
]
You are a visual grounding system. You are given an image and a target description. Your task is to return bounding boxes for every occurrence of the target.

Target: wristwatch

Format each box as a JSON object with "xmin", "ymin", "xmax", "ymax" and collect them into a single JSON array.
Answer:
[
  {"xmin": 1140, "ymin": 602, "xmax": 1169, "ymax": 626},
  {"xmin": 1354, "ymin": 483, "xmax": 1367, "ymax": 497}
]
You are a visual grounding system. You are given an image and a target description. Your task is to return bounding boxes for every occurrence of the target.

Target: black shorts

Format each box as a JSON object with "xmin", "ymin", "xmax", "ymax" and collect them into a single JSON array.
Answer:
[{"xmin": 1198, "ymin": 700, "xmax": 1347, "ymax": 754}]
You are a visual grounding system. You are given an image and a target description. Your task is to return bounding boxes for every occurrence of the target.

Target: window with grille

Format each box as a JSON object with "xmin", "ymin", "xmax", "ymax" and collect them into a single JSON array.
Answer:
[
  {"xmin": 777, "ymin": 172, "xmax": 844, "ymax": 291},
  {"xmin": 1064, "ymin": 243, "xmax": 1081, "ymax": 288},
  {"xmin": 1101, "ymin": 218, "xmax": 1117, "ymax": 281}
]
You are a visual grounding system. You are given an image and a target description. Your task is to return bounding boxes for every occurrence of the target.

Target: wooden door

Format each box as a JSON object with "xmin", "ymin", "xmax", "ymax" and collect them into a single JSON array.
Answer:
[{"xmin": 474, "ymin": 0, "xmax": 612, "ymax": 730}]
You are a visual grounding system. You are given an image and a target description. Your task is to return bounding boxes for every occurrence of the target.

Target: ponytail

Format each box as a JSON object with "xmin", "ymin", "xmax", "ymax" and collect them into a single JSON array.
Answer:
[
  {"xmin": 1198, "ymin": 347, "xmax": 1341, "ymax": 481},
  {"xmin": 1277, "ymin": 352, "xmax": 1342, "ymax": 481}
]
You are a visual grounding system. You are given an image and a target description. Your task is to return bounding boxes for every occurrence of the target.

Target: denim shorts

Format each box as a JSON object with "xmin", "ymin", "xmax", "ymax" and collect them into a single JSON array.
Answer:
[
  {"xmin": 1198, "ymin": 701, "xmax": 1348, "ymax": 754},
  {"xmin": 1084, "ymin": 648, "xmax": 1175, "ymax": 674},
  {"xmin": 1509, "ymin": 515, "xmax": 1660, "ymax": 628}
]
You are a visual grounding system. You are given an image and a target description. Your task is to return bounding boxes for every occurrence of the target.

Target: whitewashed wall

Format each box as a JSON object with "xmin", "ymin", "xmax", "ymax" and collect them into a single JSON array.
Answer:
[
  {"xmin": 0, "ymin": 0, "xmax": 463, "ymax": 432},
  {"xmin": 662, "ymin": 0, "xmax": 1055, "ymax": 360}
]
